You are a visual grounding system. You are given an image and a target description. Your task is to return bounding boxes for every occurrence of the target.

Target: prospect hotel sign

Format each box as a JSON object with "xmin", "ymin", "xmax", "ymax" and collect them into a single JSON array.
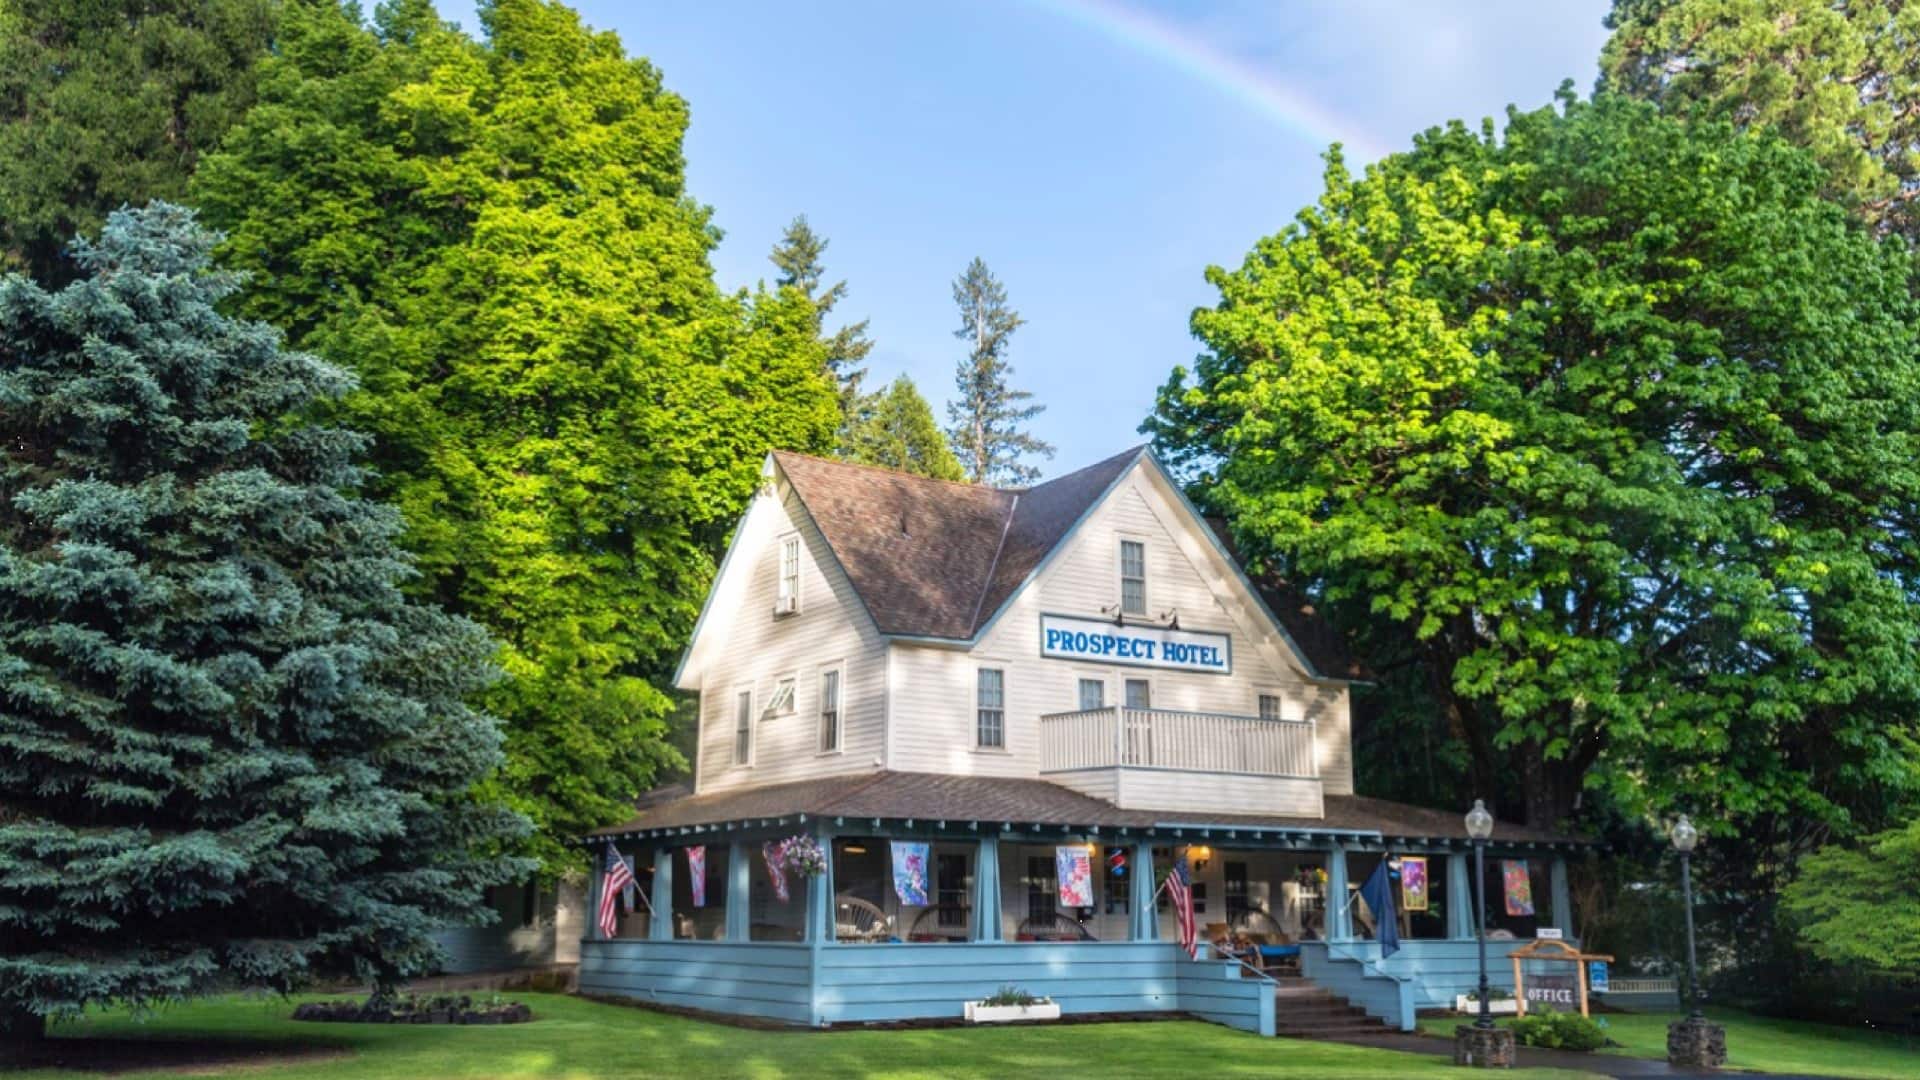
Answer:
[{"xmin": 1039, "ymin": 614, "xmax": 1232, "ymax": 674}]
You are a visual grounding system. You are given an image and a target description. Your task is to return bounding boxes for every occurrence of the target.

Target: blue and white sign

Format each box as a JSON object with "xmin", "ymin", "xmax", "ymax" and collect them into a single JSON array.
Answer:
[
  {"xmin": 1039, "ymin": 614, "xmax": 1231, "ymax": 674},
  {"xmin": 1589, "ymin": 961, "xmax": 1609, "ymax": 994}
]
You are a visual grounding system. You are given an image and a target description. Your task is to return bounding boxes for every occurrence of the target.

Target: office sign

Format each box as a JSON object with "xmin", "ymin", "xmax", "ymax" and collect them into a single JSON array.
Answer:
[
  {"xmin": 1039, "ymin": 614, "xmax": 1231, "ymax": 674},
  {"xmin": 1523, "ymin": 974, "xmax": 1578, "ymax": 1010}
]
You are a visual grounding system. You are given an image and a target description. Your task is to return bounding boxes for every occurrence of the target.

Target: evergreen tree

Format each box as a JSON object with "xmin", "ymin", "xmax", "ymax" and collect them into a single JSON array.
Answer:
[
  {"xmin": 191, "ymin": 0, "xmax": 839, "ymax": 870},
  {"xmin": 946, "ymin": 257, "xmax": 1052, "ymax": 485},
  {"xmin": 846, "ymin": 375, "xmax": 966, "ymax": 481},
  {"xmin": 1601, "ymin": 0, "xmax": 1920, "ymax": 239},
  {"xmin": 0, "ymin": 205, "xmax": 528, "ymax": 1049},
  {"xmin": 769, "ymin": 215, "xmax": 872, "ymax": 442},
  {"xmin": 0, "ymin": 0, "xmax": 277, "ymax": 282}
]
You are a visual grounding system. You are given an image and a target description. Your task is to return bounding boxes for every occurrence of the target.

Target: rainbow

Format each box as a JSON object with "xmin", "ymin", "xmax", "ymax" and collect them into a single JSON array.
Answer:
[{"xmin": 1027, "ymin": 0, "xmax": 1394, "ymax": 161}]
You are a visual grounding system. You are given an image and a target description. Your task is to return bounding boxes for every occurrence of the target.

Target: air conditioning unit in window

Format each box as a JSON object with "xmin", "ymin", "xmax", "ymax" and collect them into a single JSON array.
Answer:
[{"xmin": 773, "ymin": 595, "xmax": 797, "ymax": 615}]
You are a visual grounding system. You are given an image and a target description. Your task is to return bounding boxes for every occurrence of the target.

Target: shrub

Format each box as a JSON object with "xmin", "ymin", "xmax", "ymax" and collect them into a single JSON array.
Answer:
[
  {"xmin": 980, "ymin": 985, "xmax": 1049, "ymax": 1007},
  {"xmin": 1509, "ymin": 1008, "xmax": 1609, "ymax": 1052}
]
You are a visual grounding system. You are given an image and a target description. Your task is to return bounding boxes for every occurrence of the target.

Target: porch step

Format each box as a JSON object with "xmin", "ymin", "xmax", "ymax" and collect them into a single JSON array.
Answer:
[{"xmin": 1269, "ymin": 977, "xmax": 1395, "ymax": 1039}]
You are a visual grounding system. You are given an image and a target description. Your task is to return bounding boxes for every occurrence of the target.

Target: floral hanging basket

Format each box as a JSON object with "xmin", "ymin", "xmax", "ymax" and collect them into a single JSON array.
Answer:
[{"xmin": 773, "ymin": 835, "xmax": 827, "ymax": 878}]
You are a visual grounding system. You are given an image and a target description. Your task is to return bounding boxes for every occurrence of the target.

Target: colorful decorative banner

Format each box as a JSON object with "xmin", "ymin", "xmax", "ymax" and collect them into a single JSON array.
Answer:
[
  {"xmin": 1502, "ymin": 858, "xmax": 1534, "ymax": 917},
  {"xmin": 1056, "ymin": 846, "xmax": 1093, "ymax": 907},
  {"xmin": 688, "ymin": 845, "xmax": 707, "ymax": 908},
  {"xmin": 1400, "ymin": 856, "xmax": 1429, "ymax": 912},
  {"xmin": 891, "ymin": 841, "xmax": 929, "ymax": 906},
  {"xmin": 762, "ymin": 841, "xmax": 790, "ymax": 903}
]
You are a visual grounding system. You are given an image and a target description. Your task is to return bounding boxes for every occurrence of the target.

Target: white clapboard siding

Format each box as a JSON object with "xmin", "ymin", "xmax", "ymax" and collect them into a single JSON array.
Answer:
[
  {"xmin": 888, "ymin": 462, "xmax": 1354, "ymax": 798},
  {"xmin": 693, "ymin": 481, "xmax": 886, "ymax": 794}
]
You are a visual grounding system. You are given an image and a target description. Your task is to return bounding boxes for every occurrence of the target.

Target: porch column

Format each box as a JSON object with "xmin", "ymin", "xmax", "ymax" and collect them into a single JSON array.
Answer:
[
  {"xmin": 1550, "ymin": 855, "xmax": 1573, "ymax": 935},
  {"xmin": 649, "ymin": 847, "xmax": 675, "ymax": 940},
  {"xmin": 971, "ymin": 833, "xmax": 1003, "ymax": 942},
  {"xmin": 1326, "ymin": 844, "xmax": 1351, "ymax": 940},
  {"xmin": 806, "ymin": 834, "xmax": 836, "ymax": 944},
  {"xmin": 1129, "ymin": 841, "xmax": 1158, "ymax": 940},
  {"xmin": 726, "ymin": 841, "xmax": 752, "ymax": 941},
  {"xmin": 584, "ymin": 845, "xmax": 607, "ymax": 942},
  {"xmin": 1447, "ymin": 852, "xmax": 1474, "ymax": 939}
]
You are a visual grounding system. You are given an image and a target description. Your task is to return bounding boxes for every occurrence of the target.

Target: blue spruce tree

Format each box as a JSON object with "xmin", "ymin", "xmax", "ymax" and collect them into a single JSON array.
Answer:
[{"xmin": 0, "ymin": 205, "xmax": 529, "ymax": 1048}]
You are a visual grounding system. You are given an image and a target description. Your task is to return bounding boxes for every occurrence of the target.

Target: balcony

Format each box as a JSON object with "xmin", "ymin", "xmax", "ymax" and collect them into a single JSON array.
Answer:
[{"xmin": 1039, "ymin": 707, "xmax": 1322, "ymax": 817}]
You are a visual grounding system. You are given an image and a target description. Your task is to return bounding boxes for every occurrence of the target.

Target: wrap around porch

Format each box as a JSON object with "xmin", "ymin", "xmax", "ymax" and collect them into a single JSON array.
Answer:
[{"xmin": 581, "ymin": 812, "xmax": 1578, "ymax": 1032}]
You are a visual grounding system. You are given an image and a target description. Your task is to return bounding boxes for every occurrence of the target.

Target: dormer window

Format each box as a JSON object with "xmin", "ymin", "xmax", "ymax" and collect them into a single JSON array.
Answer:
[
  {"xmin": 775, "ymin": 535, "xmax": 800, "ymax": 615},
  {"xmin": 1119, "ymin": 539, "xmax": 1147, "ymax": 616}
]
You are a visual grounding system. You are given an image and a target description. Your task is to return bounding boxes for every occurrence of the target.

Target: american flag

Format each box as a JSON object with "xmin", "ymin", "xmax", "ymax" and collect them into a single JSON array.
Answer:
[
  {"xmin": 1164, "ymin": 852, "xmax": 1198, "ymax": 960},
  {"xmin": 596, "ymin": 842, "xmax": 636, "ymax": 939}
]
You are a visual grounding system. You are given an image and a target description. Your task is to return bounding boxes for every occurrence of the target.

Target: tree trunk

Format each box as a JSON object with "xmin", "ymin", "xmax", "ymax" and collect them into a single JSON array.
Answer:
[{"xmin": 1517, "ymin": 738, "xmax": 1581, "ymax": 830}]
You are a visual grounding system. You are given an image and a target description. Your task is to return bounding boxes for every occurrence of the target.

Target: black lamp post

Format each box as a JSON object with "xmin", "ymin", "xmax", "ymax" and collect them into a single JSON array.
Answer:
[
  {"xmin": 1465, "ymin": 798, "xmax": 1495, "ymax": 1030},
  {"xmin": 1671, "ymin": 814, "xmax": 1703, "ymax": 1019}
]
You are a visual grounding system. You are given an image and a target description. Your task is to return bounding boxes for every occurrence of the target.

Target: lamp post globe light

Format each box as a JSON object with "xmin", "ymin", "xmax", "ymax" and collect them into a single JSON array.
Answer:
[
  {"xmin": 1466, "ymin": 799, "xmax": 1495, "ymax": 1030},
  {"xmin": 1453, "ymin": 799, "xmax": 1512, "ymax": 1068},
  {"xmin": 1664, "ymin": 813, "xmax": 1726, "ymax": 1069},
  {"xmin": 1670, "ymin": 814, "xmax": 1702, "ymax": 1018}
]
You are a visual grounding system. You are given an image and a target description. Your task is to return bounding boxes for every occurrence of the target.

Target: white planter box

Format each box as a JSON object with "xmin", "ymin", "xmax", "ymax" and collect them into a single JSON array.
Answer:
[
  {"xmin": 1455, "ymin": 995, "xmax": 1520, "ymax": 1015},
  {"xmin": 965, "ymin": 1001, "xmax": 1061, "ymax": 1024}
]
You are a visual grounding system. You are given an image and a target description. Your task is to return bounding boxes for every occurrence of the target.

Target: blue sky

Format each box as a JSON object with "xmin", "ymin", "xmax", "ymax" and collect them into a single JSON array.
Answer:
[{"xmin": 448, "ymin": 1, "xmax": 1612, "ymax": 480}]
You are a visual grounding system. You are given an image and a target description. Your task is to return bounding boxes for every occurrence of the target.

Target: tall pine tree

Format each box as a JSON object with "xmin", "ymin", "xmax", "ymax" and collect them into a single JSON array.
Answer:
[
  {"xmin": 845, "ymin": 375, "xmax": 966, "ymax": 480},
  {"xmin": 191, "ymin": 0, "xmax": 839, "ymax": 870},
  {"xmin": 769, "ymin": 215, "xmax": 872, "ymax": 444},
  {"xmin": 0, "ymin": 0, "xmax": 277, "ymax": 282},
  {"xmin": 946, "ymin": 257, "xmax": 1052, "ymax": 485},
  {"xmin": 0, "ymin": 205, "xmax": 528, "ymax": 1048}
]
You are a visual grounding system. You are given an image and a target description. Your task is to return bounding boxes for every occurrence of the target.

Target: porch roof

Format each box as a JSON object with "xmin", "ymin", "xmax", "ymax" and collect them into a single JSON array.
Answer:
[{"xmin": 587, "ymin": 771, "xmax": 1589, "ymax": 849}]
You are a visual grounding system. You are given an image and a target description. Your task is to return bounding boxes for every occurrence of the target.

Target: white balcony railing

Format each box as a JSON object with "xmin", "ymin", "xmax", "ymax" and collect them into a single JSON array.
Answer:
[{"xmin": 1039, "ymin": 706, "xmax": 1318, "ymax": 779}]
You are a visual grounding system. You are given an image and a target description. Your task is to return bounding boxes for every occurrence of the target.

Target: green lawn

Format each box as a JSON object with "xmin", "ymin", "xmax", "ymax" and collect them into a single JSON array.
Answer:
[
  {"xmin": 15, "ymin": 993, "xmax": 1591, "ymax": 1080},
  {"xmin": 1415, "ymin": 1008, "xmax": 1920, "ymax": 1080}
]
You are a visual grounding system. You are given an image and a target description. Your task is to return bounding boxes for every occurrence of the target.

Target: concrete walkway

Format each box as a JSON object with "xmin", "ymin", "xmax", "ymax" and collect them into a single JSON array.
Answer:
[{"xmin": 1321, "ymin": 1032, "xmax": 1827, "ymax": 1079}]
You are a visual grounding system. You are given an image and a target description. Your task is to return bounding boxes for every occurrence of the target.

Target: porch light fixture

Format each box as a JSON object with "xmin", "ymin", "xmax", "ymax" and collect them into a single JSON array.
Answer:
[
  {"xmin": 1465, "ymin": 799, "xmax": 1494, "ymax": 1031},
  {"xmin": 843, "ymin": 842, "xmax": 867, "ymax": 855},
  {"xmin": 1671, "ymin": 815, "xmax": 1703, "ymax": 1019}
]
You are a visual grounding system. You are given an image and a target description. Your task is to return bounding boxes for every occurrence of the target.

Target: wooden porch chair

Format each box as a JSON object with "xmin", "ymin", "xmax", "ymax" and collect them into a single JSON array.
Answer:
[{"xmin": 834, "ymin": 895, "xmax": 892, "ymax": 943}]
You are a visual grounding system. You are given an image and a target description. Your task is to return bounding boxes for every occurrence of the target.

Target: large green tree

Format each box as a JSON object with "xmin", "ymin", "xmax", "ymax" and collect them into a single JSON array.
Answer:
[
  {"xmin": 846, "ymin": 374, "xmax": 966, "ymax": 481},
  {"xmin": 1147, "ymin": 93, "xmax": 1920, "ymax": 844},
  {"xmin": 1782, "ymin": 816, "xmax": 1920, "ymax": 976},
  {"xmin": 191, "ymin": 0, "xmax": 839, "ymax": 869},
  {"xmin": 0, "ymin": 0, "xmax": 276, "ymax": 282},
  {"xmin": 0, "ymin": 205, "xmax": 527, "ymax": 1048},
  {"xmin": 947, "ymin": 257, "xmax": 1051, "ymax": 485},
  {"xmin": 1601, "ymin": 0, "xmax": 1920, "ymax": 240}
]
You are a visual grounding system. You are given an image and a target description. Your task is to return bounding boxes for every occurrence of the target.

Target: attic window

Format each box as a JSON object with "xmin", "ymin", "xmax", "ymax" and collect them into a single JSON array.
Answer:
[
  {"xmin": 1119, "ymin": 539, "xmax": 1147, "ymax": 616},
  {"xmin": 775, "ymin": 535, "xmax": 800, "ymax": 614}
]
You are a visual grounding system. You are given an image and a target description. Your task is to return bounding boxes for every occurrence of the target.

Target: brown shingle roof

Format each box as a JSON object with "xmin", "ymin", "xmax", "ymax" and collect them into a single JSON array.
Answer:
[
  {"xmin": 591, "ymin": 772, "xmax": 1586, "ymax": 846},
  {"xmin": 771, "ymin": 447, "xmax": 1363, "ymax": 680},
  {"xmin": 773, "ymin": 453, "xmax": 1017, "ymax": 638}
]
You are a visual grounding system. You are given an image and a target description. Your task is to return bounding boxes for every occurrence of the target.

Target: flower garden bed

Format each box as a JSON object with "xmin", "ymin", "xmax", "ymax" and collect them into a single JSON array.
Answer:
[{"xmin": 292, "ymin": 993, "xmax": 532, "ymax": 1025}]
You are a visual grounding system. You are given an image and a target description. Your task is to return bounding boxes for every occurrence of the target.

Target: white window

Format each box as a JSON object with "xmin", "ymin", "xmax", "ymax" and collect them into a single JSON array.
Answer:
[
  {"xmin": 1124, "ymin": 678, "xmax": 1151, "ymax": 710},
  {"xmin": 733, "ymin": 688, "xmax": 753, "ymax": 765},
  {"xmin": 819, "ymin": 668, "xmax": 842, "ymax": 753},
  {"xmin": 1258, "ymin": 693, "xmax": 1283, "ymax": 721},
  {"xmin": 1119, "ymin": 539, "xmax": 1147, "ymax": 616},
  {"xmin": 1077, "ymin": 678, "xmax": 1105, "ymax": 712},
  {"xmin": 976, "ymin": 668, "xmax": 1005, "ymax": 749},
  {"xmin": 766, "ymin": 676, "xmax": 797, "ymax": 716},
  {"xmin": 775, "ymin": 535, "xmax": 801, "ymax": 614}
]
